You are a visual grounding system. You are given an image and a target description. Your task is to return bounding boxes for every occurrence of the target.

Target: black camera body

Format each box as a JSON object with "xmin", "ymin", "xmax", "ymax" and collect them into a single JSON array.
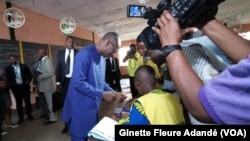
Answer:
[
  {"xmin": 127, "ymin": 50, "xmax": 136, "ymax": 57},
  {"xmin": 135, "ymin": 0, "xmax": 225, "ymax": 50}
]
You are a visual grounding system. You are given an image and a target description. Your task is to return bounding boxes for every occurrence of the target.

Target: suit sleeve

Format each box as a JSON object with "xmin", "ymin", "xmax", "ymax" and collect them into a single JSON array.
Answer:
[
  {"xmin": 32, "ymin": 63, "xmax": 37, "ymax": 86},
  {"xmin": 116, "ymin": 58, "xmax": 121, "ymax": 78},
  {"xmin": 25, "ymin": 64, "xmax": 32, "ymax": 83},
  {"xmin": 37, "ymin": 59, "xmax": 54, "ymax": 81},
  {"xmin": 5, "ymin": 66, "xmax": 13, "ymax": 85},
  {"xmin": 56, "ymin": 51, "xmax": 62, "ymax": 84}
]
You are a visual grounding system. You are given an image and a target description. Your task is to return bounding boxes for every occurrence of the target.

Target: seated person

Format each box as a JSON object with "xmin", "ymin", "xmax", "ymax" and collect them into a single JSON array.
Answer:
[{"xmin": 118, "ymin": 65, "xmax": 185, "ymax": 125}]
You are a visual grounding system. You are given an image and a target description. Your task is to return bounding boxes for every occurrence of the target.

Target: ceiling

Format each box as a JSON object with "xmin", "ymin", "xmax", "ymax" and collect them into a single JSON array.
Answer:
[{"xmin": 5, "ymin": 0, "xmax": 250, "ymax": 41}]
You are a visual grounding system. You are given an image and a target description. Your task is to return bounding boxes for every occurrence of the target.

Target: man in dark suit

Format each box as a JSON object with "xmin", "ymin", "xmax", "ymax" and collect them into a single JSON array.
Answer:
[
  {"xmin": 105, "ymin": 56, "xmax": 122, "ymax": 92},
  {"xmin": 5, "ymin": 55, "xmax": 34, "ymax": 124},
  {"xmin": 56, "ymin": 36, "xmax": 78, "ymax": 134}
]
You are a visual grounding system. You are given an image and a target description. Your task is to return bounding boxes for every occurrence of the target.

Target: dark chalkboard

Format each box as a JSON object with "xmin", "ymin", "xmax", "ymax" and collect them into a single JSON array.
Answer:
[
  {"xmin": 22, "ymin": 41, "xmax": 48, "ymax": 71},
  {"xmin": 50, "ymin": 45, "xmax": 64, "ymax": 72},
  {"xmin": 0, "ymin": 39, "xmax": 20, "ymax": 70},
  {"xmin": 74, "ymin": 37, "xmax": 93, "ymax": 47}
]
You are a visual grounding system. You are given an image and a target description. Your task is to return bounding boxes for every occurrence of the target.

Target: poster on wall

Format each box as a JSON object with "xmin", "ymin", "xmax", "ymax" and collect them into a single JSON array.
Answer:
[
  {"xmin": 60, "ymin": 17, "xmax": 76, "ymax": 35},
  {"xmin": 3, "ymin": 7, "xmax": 25, "ymax": 28}
]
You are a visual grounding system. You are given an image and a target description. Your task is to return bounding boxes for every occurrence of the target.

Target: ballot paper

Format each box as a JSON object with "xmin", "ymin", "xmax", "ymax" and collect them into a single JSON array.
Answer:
[{"xmin": 88, "ymin": 116, "xmax": 118, "ymax": 141}]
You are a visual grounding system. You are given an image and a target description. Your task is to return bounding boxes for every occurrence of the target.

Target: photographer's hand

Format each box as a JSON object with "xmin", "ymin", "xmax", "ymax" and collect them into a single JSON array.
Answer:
[
  {"xmin": 123, "ymin": 51, "xmax": 131, "ymax": 63},
  {"xmin": 152, "ymin": 10, "xmax": 213, "ymax": 123},
  {"xmin": 152, "ymin": 10, "xmax": 182, "ymax": 47}
]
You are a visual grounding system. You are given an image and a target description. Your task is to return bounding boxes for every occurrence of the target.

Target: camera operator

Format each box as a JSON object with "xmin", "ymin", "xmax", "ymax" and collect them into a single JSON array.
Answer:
[
  {"xmin": 152, "ymin": 10, "xmax": 250, "ymax": 124},
  {"xmin": 123, "ymin": 44, "xmax": 140, "ymax": 98}
]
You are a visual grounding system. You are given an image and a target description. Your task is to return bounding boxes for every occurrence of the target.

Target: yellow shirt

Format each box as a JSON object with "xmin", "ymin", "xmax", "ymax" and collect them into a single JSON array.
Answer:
[
  {"xmin": 118, "ymin": 89, "xmax": 185, "ymax": 125},
  {"xmin": 127, "ymin": 52, "xmax": 141, "ymax": 77},
  {"xmin": 137, "ymin": 89, "xmax": 185, "ymax": 124}
]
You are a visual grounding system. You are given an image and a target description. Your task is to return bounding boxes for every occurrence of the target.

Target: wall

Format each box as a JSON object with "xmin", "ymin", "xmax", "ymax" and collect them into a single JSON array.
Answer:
[
  {"xmin": 1, "ymin": 0, "xmax": 130, "ymax": 76},
  {"xmin": 0, "ymin": 1, "xmax": 96, "ymax": 47},
  {"xmin": 119, "ymin": 39, "xmax": 136, "ymax": 77},
  {"xmin": 0, "ymin": 1, "xmax": 10, "ymax": 40},
  {"xmin": 240, "ymin": 24, "xmax": 250, "ymax": 32},
  {"xmin": 3, "ymin": 1, "xmax": 250, "ymax": 77}
]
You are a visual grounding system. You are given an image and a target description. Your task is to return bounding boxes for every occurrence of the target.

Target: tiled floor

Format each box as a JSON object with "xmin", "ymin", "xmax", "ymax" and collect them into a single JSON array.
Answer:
[{"xmin": 2, "ymin": 79, "xmax": 131, "ymax": 141}]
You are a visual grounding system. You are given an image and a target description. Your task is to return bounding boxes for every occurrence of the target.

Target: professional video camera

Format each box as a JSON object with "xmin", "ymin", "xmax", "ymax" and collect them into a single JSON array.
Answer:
[{"xmin": 127, "ymin": 0, "xmax": 225, "ymax": 50}]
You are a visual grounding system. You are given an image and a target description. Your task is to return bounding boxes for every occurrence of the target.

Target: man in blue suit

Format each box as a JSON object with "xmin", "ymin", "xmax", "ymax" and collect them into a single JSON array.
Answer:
[{"xmin": 61, "ymin": 32, "xmax": 126, "ymax": 141}]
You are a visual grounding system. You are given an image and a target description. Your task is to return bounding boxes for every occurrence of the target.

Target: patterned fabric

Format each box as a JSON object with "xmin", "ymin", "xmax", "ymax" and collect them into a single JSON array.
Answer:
[
  {"xmin": 178, "ymin": 42, "xmax": 229, "ymax": 125},
  {"xmin": 118, "ymin": 101, "xmax": 149, "ymax": 125},
  {"xmin": 183, "ymin": 36, "xmax": 231, "ymax": 64},
  {"xmin": 181, "ymin": 43, "xmax": 221, "ymax": 83}
]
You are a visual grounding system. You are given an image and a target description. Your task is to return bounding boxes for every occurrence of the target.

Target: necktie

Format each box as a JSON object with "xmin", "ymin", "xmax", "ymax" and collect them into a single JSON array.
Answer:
[
  {"xmin": 111, "ymin": 57, "xmax": 116, "ymax": 71},
  {"xmin": 65, "ymin": 50, "xmax": 71, "ymax": 74}
]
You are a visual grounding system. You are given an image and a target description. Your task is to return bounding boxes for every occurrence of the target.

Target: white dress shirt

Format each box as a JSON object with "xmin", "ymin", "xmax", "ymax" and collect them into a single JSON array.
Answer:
[{"xmin": 65, "ymin": 48, "xmax": 74, "ymax": 78}]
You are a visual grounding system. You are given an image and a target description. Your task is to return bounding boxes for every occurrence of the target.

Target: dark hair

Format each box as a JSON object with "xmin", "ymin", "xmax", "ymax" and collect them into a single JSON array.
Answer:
[
  {"xmin": 66, "ymin": 36, "xmax": 74, "ymax": 41},
  {"xmin": 135, "ymin": 65, "xmax": 155, "ymax": 78},
  {"xmin": 129, "ymin": 43, "xmax": 136, "ymax": 48},
  {"xmin": 136, "ymin": 34, "xmax": 142, "ymax": 43},
  {"xmin": 102, "ymin": 32, "xmax": 120, "ymax": 48},
  {"xmin": 9, "ymin": 54, "xmax": 18, "ymax": 59}
]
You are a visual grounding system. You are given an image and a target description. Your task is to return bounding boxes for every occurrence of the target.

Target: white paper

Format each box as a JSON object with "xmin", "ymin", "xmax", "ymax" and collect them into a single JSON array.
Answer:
[{"xmin": 88, "ymin": 117, "xmax": 118, "ymax": 141}]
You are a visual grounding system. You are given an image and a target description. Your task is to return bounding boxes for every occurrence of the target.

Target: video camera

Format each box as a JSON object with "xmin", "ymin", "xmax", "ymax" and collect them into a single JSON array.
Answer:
[{"xmin": 127, "ymin": 0, "xmax": 225, "ymax": 50}]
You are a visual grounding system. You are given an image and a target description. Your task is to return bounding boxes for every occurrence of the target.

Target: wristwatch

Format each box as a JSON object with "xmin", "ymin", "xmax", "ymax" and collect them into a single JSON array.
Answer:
[{"xmin": 161, "ymin": 45, "xmax": 182, "ymax": 58}]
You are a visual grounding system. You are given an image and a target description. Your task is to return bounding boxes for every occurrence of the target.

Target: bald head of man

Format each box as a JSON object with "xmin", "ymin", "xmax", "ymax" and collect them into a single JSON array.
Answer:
[
  {"xmin": 37, "ymin": 48, "xmax": 48, "ymax": 60},
  {"xmin": 134, "ymin": 65, "xmax": 156, "ymax": 96}
]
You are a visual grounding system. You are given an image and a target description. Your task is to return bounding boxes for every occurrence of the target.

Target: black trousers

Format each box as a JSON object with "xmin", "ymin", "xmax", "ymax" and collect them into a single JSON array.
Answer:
[
  {"xmin": 0, "ymin": 111, "xmax": 2, "ymax": 140},
  {"xmin": 11, "ymin": 84, "xmax": 32, "ymax": 120}
]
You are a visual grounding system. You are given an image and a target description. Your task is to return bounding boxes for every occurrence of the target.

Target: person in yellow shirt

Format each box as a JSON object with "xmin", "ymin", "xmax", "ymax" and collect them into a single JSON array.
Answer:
[
  {"xmin": 123, "ymin": 44, "xmax": 140, "ymax": 98},
  {"xmin": 118, "ymin": 65, "xmax": 185, "ymax": 125},
  {"xmin": 136, "ymin": 35, "xmax": 162, "ymax": 89}
]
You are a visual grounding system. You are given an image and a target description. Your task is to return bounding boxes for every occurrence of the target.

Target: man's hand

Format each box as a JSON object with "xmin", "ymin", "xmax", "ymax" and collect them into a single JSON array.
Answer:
[
  {"xmin": 126, "ymin": 51, "xmax": 131, "ymax": 57},
  {"xmin": 120, "ymin": 111, "xmax": 130, "ymax": 119},
  {"xmin": 115, "ymin": 92, "xmax": 127, "ymax": 102},
  {"xmin": 56, "ymin": 85, "xmax": 62, "ymax": 92},
  {"xmin": 152, "ymin": 10, "xmax": 182, "ymax": 47},
  {"xmin": 103, "ymin": 91, "xmax": 117, "ymax": 102}
]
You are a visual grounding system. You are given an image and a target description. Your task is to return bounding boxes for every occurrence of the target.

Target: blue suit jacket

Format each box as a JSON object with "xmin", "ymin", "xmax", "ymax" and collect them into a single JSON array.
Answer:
[{"xmin": 61, "ymin": 44, "xmax": 114, "ymax": 138}]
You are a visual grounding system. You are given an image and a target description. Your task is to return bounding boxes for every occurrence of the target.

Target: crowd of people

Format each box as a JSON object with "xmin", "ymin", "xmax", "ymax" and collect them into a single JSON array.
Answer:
[{"xmin": 88, "ymin": 7, "xmax": 250, "ymax": 140}]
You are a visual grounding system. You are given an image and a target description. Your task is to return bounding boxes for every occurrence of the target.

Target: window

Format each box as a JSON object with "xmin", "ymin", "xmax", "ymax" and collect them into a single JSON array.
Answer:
[
  {"xmin": 118, "ymin": 47, "xmax": 130, "ymax": 66},
  {"xmin": 239, "ymin": 32, "xmax": 250, "ymax": 40}
]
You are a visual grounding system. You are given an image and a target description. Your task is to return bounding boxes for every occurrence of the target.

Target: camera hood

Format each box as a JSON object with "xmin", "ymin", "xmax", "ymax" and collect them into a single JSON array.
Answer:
[{"xmin": 140, "ymin": 26, "xmax": 161, "ymax": 50}]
